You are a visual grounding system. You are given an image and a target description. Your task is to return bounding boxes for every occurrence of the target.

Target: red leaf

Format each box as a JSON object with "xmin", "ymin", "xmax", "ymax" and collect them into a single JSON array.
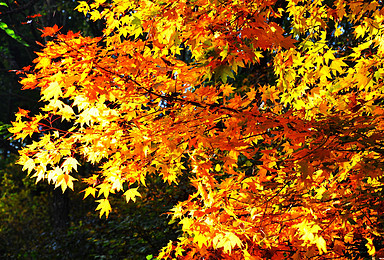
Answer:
[{"xmin": 39, "ymin": 25, "xmax": 62, "ymax": 37}]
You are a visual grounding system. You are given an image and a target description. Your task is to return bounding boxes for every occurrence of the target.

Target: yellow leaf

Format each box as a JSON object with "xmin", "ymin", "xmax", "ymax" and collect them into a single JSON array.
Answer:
[
  {"xmin": 294, "ymin": 99, "xmax": 306, "ymax": 110},
  {"xmin": 179, "ymin": 217, "xmax": 193, "ymax": 230},
  {"xmin": 226, "ymin": 232, "xmax": 243, "ymax": 249},
  {"xmin": 65, "ymin": 175, "xmax": 77, "ymax": 191},
  {"xmin": 75, "ymin": 1, "xmax": 90, "ymax": 15},
  {"xmin": 324, "ymin": 50, "xmax": 335, "ymax": 65},
  {"xmin": 22, "ymin": 158, "xmax": 35, "ymax": 175},
  {"xmin": 56, "ymin": 173, "xmax": 77, "ymax": 192},
  {"xmin": 334, "ymin": 26, "xmax": 343, "ymax": 37},
  {"xmin": 330, "ymin": 59, "xmax": 347, "ymax": 74},
  {"xmin": 219, "ymin": 44, "xmax": 229, "ymax": 60},
  {"xmin": 58, "ymin": 104, "xmax": 75, "ymax": 121},
  {"xmin": 193, "ymin": 232, "xmax": 209, "ymax": 248},
  {"xmin": 316, "ymin": 236, "xmax": 327, "ymax": 254},
  {"xmin": 224, "ymin": 207, "xmax": 237, "ymax": 219},
  {"xmin": 47, "ymin": 167, "xmax": 63, "ymax": 184},
  {"xmin": 83, "ymin": 187, "xmax": 97, "ymax": 199},
  {"xmin": 124, "ymin": 187, "xmax": 142, "ymax": 203},
  {"xmin": 9, "ymin": 121, "xmax": 28, "ymax": 139},
  {"xmin": 344, "ymin": 232, "xmax": 354, "ymax": 243},
  {"xmin": 97, "ymin": 183, "xmax": 113, "ymax": 198},
  {"xmin": 366, "ymin": 237, "xmax": 376, "ymax": 256},
  {"xmin": 62, "ymin": 157, "xmax": 80, "ymax": 172},
  {"xmin": 355, "ymin": 24, "xmax": 366, "ymax": 38},
  {"xmin": 96, "ymin": 198, "xmax": 112, "ymax": 218},
  {"xmin": 315, "ymin": 186, "xmax": 326, "ymax": 200},
  {"xmin": 32, "ymin": 165, "xmax": 46, "ymax": 184},
  {"xmin": 215, "ymin": 164, "xmax": 221, "ymax": 172},
  {"xmin": 35, "ymin": 57, "xmax": 51, "ymax": 70},
  {"xmin": 94, "ymin": 0, "xmax": 106, "ymax": 5},
  {"xmin": 41, "ymin": 81, "xmax": 62, "ymax": 101},
  {"xmin": 214, "ymin": 232, "xmax": 243, "ymax": 253},
  {"xmin": 89, "ymin": 10, "xmax": 102, "ymax": 21}
]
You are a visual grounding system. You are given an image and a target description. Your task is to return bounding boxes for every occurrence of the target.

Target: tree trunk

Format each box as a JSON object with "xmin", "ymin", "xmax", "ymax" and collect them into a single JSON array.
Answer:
[{"xmin": 51, "ymin": 188, "xmax": 70, "ymax": 231}]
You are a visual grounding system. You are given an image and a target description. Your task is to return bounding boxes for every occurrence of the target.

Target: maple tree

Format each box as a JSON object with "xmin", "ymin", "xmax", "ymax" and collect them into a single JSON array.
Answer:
[{"xmin": 9, "ymin": 0, "xmax": 384, "ymax": 258}]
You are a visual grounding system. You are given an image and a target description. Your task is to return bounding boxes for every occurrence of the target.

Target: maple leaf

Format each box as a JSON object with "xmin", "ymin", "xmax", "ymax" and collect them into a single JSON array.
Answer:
[
  {"xmin": 96, "ymin": 199, "xmax": 112, "ymax": 218},
  {"xmin": 124, "ymin": 187, "xmax": 142, "ymax": 203},
  {"xmin": 316, "ymin": 236, "xmax": 327, "ymax": 254},
  {"xmin": 62, "ymin": 157, "xmax": 80, "ymax": 172},
  {"xmin": 82, "ymin": 187, "xmax": 97, "ymax": 199},
  {"xmin": 55, "ymin": 173, "xmax": 77, "ymax": 193},
  {"xmin": 330, "ymin": 59, "xmax": 348, "ymax": 74},
  {"xmin": 39, "ymin": 25, "xmax": 62, "ymax": 37},
  {"xmin": 221, "ymin": 84, "xmax": 235, "ymax": 97},
  {"xmin": 41, "ymin": 81, "xmax": 62, "ymax": 101},
  {"xmin": 97, "ymin": 183, "xmax": 113, "ymax": 199},
  {"xmin": 22, "ymin": 158, "xmax": 35, "ymax": 175},
  {"xmin": 34, "ymin": 57, "xmax": 51, "ymax": 70},
  {"xmin": 15, "ymin": 108, "xmax": 30, "ymax": 120}
]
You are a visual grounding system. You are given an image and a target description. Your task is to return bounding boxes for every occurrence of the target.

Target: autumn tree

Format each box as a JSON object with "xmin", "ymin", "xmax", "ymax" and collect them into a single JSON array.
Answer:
[
  {"xmin": 10, "ymin": 0, "xmax": 384, "ymax": 258},
  {"xmin": 1, "ymin": 0, "xmax": 107, "ymax": 255}
]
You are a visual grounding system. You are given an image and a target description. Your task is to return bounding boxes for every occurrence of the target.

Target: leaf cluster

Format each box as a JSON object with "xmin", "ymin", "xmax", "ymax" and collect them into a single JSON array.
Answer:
[{"xmin": 9, "ymin": 0, "xmax": 384, "ymax": 259}]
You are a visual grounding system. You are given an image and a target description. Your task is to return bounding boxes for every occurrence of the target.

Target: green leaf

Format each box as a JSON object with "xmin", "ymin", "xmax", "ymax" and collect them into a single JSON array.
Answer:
[
  {"xmin": 0, "ymin": 122, "xmax": 12, "ymax": 138},
  {"xmin": 0, "ymin": 21, "xmax": 29, "ymax": 47},
  {"xmin": 0, "ymin": 2, "xmax": 8, "ymax": 7},
  {"xmin": 215, "ymin": 65, "xmax": 234, "ymax": 83}
]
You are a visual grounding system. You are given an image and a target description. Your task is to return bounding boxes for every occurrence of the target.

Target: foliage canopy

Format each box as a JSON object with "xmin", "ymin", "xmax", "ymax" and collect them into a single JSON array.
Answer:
[{"xmin": 10, "ymin": 0, "xmax": 384, "ymax": 258}]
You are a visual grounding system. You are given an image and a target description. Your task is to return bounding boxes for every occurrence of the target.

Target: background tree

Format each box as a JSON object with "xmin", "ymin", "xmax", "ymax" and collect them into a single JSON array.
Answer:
[{"xmin": 9, "ymin": 0, "xmax": 384, "ymax": 259}]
